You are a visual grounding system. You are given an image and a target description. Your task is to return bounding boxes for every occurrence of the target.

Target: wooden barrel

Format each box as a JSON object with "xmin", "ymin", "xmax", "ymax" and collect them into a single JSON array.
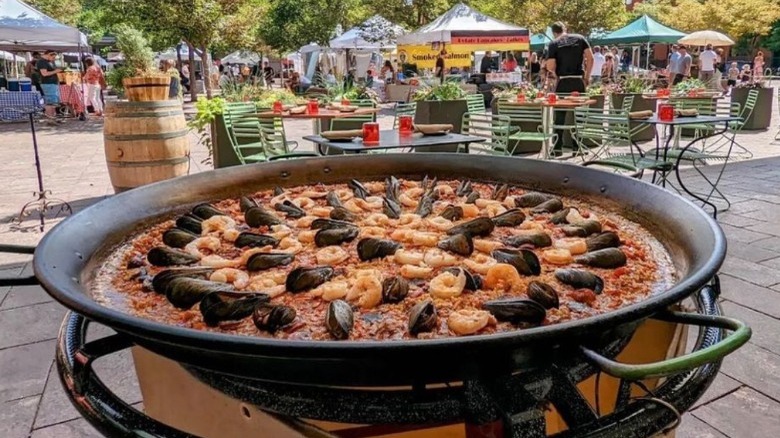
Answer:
[
  {"xmin": 103, "ymin": 100, "xmax": 190, "ymax": 193},
  {"xmin": 123, "ymin": 76, "xmax": 172, "ymax": 102}
]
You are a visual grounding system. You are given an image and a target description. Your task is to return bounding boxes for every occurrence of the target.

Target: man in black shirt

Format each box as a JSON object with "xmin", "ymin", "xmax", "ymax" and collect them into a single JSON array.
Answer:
[
  {"xmin": 545, "ymin": 22, "xmax": 594, "ymax": 154},
  {"xmin": 262, "ymin": 61, "xmax": 275, "ymax": 89},
  {"xmin": 480, "ymin": 51, "xmax": 495, "ymax": 74},
  {"xmin": 36, "ymin": 50, "xmax": 62, "ymax": 118},
  {"xmin": 435, "ymin": 50, "xmax": 446, "ymax": 84}
]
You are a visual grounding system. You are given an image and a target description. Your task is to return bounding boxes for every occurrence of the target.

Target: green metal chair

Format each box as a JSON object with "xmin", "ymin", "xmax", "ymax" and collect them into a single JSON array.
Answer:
[
  {"xmin": 393, "ymin": 102, "xmax": 417, "ymax": 129},
  {"xmin": 459, "ymin": 113, "xmax": 515, "ymax": 155},
  {"xmin": 222, "ymin": 107, "xmax": 268, "ymax": 164},
  {"xmin": 466, "ymin": 94, "xmax": 487, "ymax": 114},
  {"xmin": 576, "ymin": 107, "xmax": 672, "ymax": 179},
  {"xmin": 319, "ymin": 99, "xmax": 377, "ymax": 156},
  {"xmin": 258, "ymin": 116, "xmax": 299, "ymax": 153},
  {"xmin": 497, "ymin": 102, "xmax": 557, "ymax": 158}
]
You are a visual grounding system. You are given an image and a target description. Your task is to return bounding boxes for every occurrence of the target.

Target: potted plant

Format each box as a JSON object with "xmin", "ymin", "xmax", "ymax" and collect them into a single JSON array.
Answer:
[
  {"xmin": 114, "ymin": 25, "xmax": 171, "ymax": 102},
  {"xmin": 612, "ymin": 76, "xmax": 655, "ymax": 141},
  {"xmin": 731, "ymin": 81, "xmax": 773, "ymax": 130},
  {"xmin": 586, "ymin": 83, "xmax": 606, "ymax": 110},
  {"xmin": 412, "ymin": 82, "xmax": 469, "ymax": 152}
]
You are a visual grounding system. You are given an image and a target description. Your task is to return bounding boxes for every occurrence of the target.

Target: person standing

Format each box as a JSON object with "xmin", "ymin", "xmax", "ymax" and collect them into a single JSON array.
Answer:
[
  {"xmin": 25, "ymin": 52, "xmax": 43, "ymax": 94},
  {"xmin": 590, "ymin": 46, "xmax": 605, "ymax": 84},
  {"xmin": 435, "ymin": 50, "xmax": 446, "ymax": 84},
  {"xmin": 674, "ymin": 45, "xmax": 692, "ymax": 84},
  {"xmin": 727, "ymin": 62, "xmax": 739, "ymax": 89},
  {"xmin": 602, "ymin": 53, "xmax": 615, "ymax": 84},
  {"xmin": 262, "ymin": 61, "xmax": 275, "ymax": 89},
  {"xmin": 754, "ymin": 52, "xmax": 765, "ymax": 81},
  {"xmin": 698, "ymin": 44, "xmax": 717, "ymax": 86},
  {"xmin": 545, "ymin": 21, "xmax": 593, "ymax": 155},
  {"xmin": 529, "ymin": 52, "xmax": 541, "ymax": 84},
  {"xmin": 36, "ymin": 50, "xmax": 62, "ymax": 119},
  {"xmin": 502, "ymin": 53, "xmax": 518, "ymax": 72},
  {"xmin": 667, "ymin": 45, "xmax": 681, "ymax": 85},
  {"xmin": 479, "ymin": 51, "xmax": 494, "ymax": 74},
  {"xmin": 714, "ymin": 48, "xmax": 725, "ymax": 91},
  {"xmin": 83, "ymin": 57, "xmax": 105, "ymax": 117}
]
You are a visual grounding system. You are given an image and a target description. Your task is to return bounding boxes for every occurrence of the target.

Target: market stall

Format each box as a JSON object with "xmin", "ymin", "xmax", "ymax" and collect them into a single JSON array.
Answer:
[
  {"xmin": 0, "ymin": 0, "xmax": 88, "ymax": 52},
  {"xmin": 594, "ymin": 14, "xmax": 685, "ymax": 69}
]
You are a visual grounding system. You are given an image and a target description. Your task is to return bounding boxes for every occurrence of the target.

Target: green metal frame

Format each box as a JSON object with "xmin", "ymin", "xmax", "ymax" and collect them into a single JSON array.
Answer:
[
  {"xmin": 222, "ymin": 105, "xmax": 268, "ymax": 164},
  {"xmin": 497, "ymin": 102, "xmax": 557, "ymax": 156},
  {"xmin": 393, "ymin": 102, "xmax": 417, "ymax": 129},
  {"xmin": 459, "ymin": 113, "xmax": 515, "ymax": 155},
  {"xmin": 329, "ymin": 99, "xmax": 377, "ymax": 130},
  {"xmin": 466, "ymin": 94, "xmax": 487, "ymax": 114}
]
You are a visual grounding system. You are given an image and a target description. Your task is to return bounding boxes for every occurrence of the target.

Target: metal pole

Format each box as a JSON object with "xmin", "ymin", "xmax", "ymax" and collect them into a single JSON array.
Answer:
[{"xmin": 646, "ymin": 42, "xmax": 651, "ymax": 70}]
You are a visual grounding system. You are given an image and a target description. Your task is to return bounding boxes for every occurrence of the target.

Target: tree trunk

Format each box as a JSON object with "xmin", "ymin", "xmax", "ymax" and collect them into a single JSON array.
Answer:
[
  {"xmin": 200, "ymin": 44, "xmax": 212, "ymax": 99},
  {"xmin": 187, "ymin": 42, "xmax": 197, "ymax": 103}
]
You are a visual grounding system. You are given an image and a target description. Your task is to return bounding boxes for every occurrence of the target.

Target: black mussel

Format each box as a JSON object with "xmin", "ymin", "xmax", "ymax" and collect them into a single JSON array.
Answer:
[
  {"xmin": 253, "ymin": 304, "xmax": 296, "ymax": 332},
  {"xmin": 348, "ymin": 179, "xmax": 369, "ymax": 199},
  {"xmin": 491, "ymin": 248, "xmax": 541, "ymax": 276},
  {"xmin": 440, "ymin": 204, "xmax": 464, "ymax": 221},
  {"xmin": 415, "ymin": 194, "xmax": 434, "ymax": 218},
  {"xmin": 192, "ymin": 203, "xmax": 223, "ymax": 220},
  {"xmin": 562, "ymin": 226, "xmax": 588, "ymax": 237},
  {"xmin": 382, "ymin": 276, "xmax": 409, "ymax": 303},
  {"xmin": 515, "ymin": 192, "xmax": 553, "ymax": 208},
  {"xmin": 386, "ymin": 176, "xmax": 400, "ymax": 201},
  {"xmin": 491, "ymin": 183, "xmax": 510, "ymax": 201},
  {"xmin": 482, "ymin": 298, "xmax": 546, "ymax": 325},
  {"xmin": 326, "ymin": 300, "xmax": 353, "ymax": 340},
  {"xmin": 575, "ymin": 248, "xmax": 627, "ymax": 269},
  {"xmin": 409, "ymin": 300, "xmax": 438, "ymax": 335},
  {"xmin": 273, "ymin": 186, "xmax": 285, "ymax": 196},
  {"xmin": 315, "ymin": 227, "xmax": 359, "ymax": 247},
  {"xmin": 465, "ymin": 191, "xmax": 480, "ymax": 204},
  {"xmin": 586, "ymin": 232, "xmax": 621, "ymax": 252},
  {"xmin": 286, "ymin": 266, "xmax": 335, "ymax": 293},
  {"xmin": 330, "ymin": 206, "xmax": 358, "ymax": 222},
  {"xmin": 274, "ymin": 200, "xmax": 306, "ymax": 218},
  {"xmin": 550, "ymin": 208, "xmax": 571, "ymax": 225},
  {"xmin": 246, "ymin": 252, "xmax": 295, "ymax": 271},
  {"xmin": 200, "ymin": 291, "xmax": 268, "ymax": 327},
  {"xmin": 562, "ymin": 220, "xmax": 602, "ymax": 237},
  {"xmin": 152, "ymin": 267, "xmax": 214, "ymax": 295},
  {"xmin": 162, "ymin": 228, "xmax": 198, "ymax": 249},
  {"xmin": 147, "ymin": 247, "xmax": 200, "ymax": 267},
  {"xmin": 166, "ymin": 277, "xmax": 234, "ymax": 309},
  {"xmin": 443, "ymin": 267, "xmax": 482, "ymax": 291},
  {"xmin": 504, "ymin": 233, "xmax": 552, "ymax": 249},
  {"xmin": 555, "ymin": 269, "xmax": 604, "ymax": 294},
  {"xmin": 492, "ymin": 208, "xmax": 526, "ymax": 227},
  {"xmin": 437, "ymin": 233, "xmax": 474, "ymax": 256},
  {"xmin": 358, "ymin": 238, "xmax": 401, "ymax": 261},
  {"xmin": 240, "ymin": 196, "xmax": 258, "ymax": 213},
  {"xmin": 311, "ymin": 218, "xmax": 356, "ymax": 231},
  {"xmin": 448, "ymin": 217, "xmax": 495, "ymax": 238},
  {"xmin": 235, "ymin": 232, "xmax": 279, "ymax": 248},
  {"xmin": 245, "ymin": 206, "xmax": 283, "ymax": 227},
  {"xmin": 527, "ymin": 281, "xmax": 560, "ymax": 309},
  {"xmin": 326, "ymin": 190, "xmax": 344, "ymax": 208},
  {"xmin": 383, "ymin": 197, "xmax": 402, "ymax": 219},
  {"xmin": 531, "ymin": 198, "xmax": 564, "ymax": 214},
  {"xmin": 176, "ymin": 214, "xmax": 203, "ymax": 235},
  {"xmin": 456, "ymin": 179, "xmax": 473, "ymax": 197}
]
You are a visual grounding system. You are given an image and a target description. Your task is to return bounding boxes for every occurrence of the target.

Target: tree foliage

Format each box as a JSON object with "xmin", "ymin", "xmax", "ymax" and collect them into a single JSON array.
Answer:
[
  {"xmin": 27, "ymin": 0, "xmax": 82, "ymax": 26},
  {"xmin": 259, "ymin": 0, "xmax": 353, "ymax": 53}
]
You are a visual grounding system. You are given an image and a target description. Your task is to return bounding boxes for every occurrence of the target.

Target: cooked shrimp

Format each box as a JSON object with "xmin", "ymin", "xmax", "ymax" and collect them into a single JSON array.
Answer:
[
  {"xmin": 336, "ymin": 189, "xmax": 354, "ymax": 201},
  {"xmin": 400, "ymin": 264, "xmax": 433, "ymax": 279},
  {"xmin": 463, "ymin": 254, "xmax": 498, "ymax": 275},
  {"xmin": 246, "ymin": 273, "xmax": 286, "ymax": 297},
  {"xmin": 554, "ymin": 238, "xmax": 587, "ymax": 255},
  {"xmin": 429, "ymin": 270, "xmax": 466, "ymax": 298},
  {"xmin": 279, "ymin": 237, "xmax": 303, "ymax": 254},
  {"xmin": 484, "ymin": 203, "xmax": 507, "ymax": 218},
  {"xmin": 399, "ymin": 213, "xmax": 423, "ymax": 229},
  {"xmin": 270, "ymin": 193, "xmax": 290, "ymax": 206},
  {"xmin": 435, "ymin": 185, "xmax": 455, "ymax": 197},
  {"xmin": 502, "ymin": 196, "xmax": 517, "ymax": 209},
  {"xmin": 210, "ymin": 268, "xmax": 250, "ymax": 289},
  {"xmin": 542, "ymin": 249, "xmax": 574, "ymax": 265},
  {"xmin": 292, "ymin": 197, "xmax": 315, "ymax": 209},
  {"xmin": 354, "ymin": 197, "xmax": 383, "ymax": 211},
  {"xmin": 297, "ymin": 230, "xmax": 316, "ymax": 244},
  {"xmin": 398, "ymin": 193, "xmax": 419, "ymax": 208},
  {"xmin": 184, "ymin": 236, "xmax": 222, "ymax": 258},
  {"xmin": 519, "ymin": 221, "xmax": 545, "ymax": 231},
  {"xmin": 411, "ymin": 232, "xmax": 439, "ymax": 247},
  {"xmin": 459, "ymin": 203, "xmax": 480, "ymax": 218},
  {"xmin": 270, "ymin": 224, "xmax": 292, "ymax": 239},
  {"xmin": 447, "ymin": 309, "xmax": 494, "ymax": 336},
  {"xmin": 295, "ymin": 216, "xmax": 317, "ymax": 228},
  {"xmin": 347, "ymin": 276, "xmax": 383, "ymax": 309},
  {"xmin": 201, "ymin": 215, "xmax": 237, "ymax": 235},
  {"xmin": 343, "ymin": 199, "xmax": 363, "ymax": 214},
  {"xmin": 426, "ymin": 216, "xmax": 453, "ymax": 231},
  {"xmin": 567, "ymin": 209, "xmax": 598, "ymax": 225},
  {"xmin": 423, "ymin": 249, "xmax": 459, "ymax": 268},
  {"xmin": 316, "ymin": 246, "xmax": 349, "ymax": 265},
  {"xmin": 393, "ymin": 249, "xmax": 425, "ymax": 266},
  {"xmin": 405, "ymin": 187, "xmax": 425, "ymax": 198},
  {"xmin": 222, "ymin": 228, "xmax": 241, "ymax": 243},
  {"xmin": 237, "ymin": 246, "xmax": 272, "ymax": 266},
  {"xmin": 474, "ymin": 239, "xmax": 503, "ymax": 254},
  {"xmin": 390, "ymin": 229, "xmax": 415, "ymax": 243},
  {"xmin": 484, "ymin": 263, "xmax": 521, "ymax": 291},
  {"xmin": 364, "ymin": 181, "xmax": 385, "ymax": 194},
  {"xmin": 312, "ymin": 280, "xmax": 349, "ymax": 301},
  {"xmin": 364, "ymin": 213, "xmax": 390, "ymax": 227},
  {"xmin": 475, "ymin": 198, "xmax": 502, "ymax": 209},
  {"xmin": 300, "ymin": 190, "xmax": 328, "ymax": 199},
  {"xmin": 200, "ymin": 255, "xmax": 239, "ymax": 268},
  {"xmin": 360, "ymin": 226, "xmax": 386, "ymax": 239},
  {"xmin": 310, "ymin": 207, "xmax": 332, "ymax": 218}
]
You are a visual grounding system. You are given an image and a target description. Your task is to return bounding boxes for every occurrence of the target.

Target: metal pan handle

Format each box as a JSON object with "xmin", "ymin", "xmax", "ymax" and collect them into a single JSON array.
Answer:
[{"xmin": 581, "ymin": 285, "xmax": 751, "ymax": 381}]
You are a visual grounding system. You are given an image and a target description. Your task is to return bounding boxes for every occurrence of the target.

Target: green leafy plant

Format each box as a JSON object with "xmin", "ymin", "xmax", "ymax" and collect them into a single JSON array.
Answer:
[
  {"xmin": 189, "ymin": 97, "xmax": 226, "ymax": 165},
  {"xmin": 673, "ymin": 78, "xmax": 707, "ymax": 94},
  {"xmin": 113, "ymin": 24, "xmax": 157, "ymax": 76},
  {"xmin": 618, "ymin": 76, "xmax": 652, "ymax": 94},
  {"xmin": 586, "ymin": 83, "xmax": 605, "ymax": 96},
  {"xmin": 494, "ymin": 83, "xmax": 539, "ymax": 100},
  {"xmin": 255, "ymin": 89, "xmax": 305, "ymax": 108},
  {"xmin": 412, "ymin": 82, "xmax": 468, "ymax": 101},
  {"xmin": 106, "ymin": 66, "xmax": 133, "ymax": 94}
]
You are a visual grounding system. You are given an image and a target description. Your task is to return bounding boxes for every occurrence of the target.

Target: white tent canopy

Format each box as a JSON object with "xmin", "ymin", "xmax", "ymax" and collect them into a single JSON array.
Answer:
[
  {"xmin": 221, "ymin": 50, "xmax": 267, "ymax": 65},
  {"xmin": 0, "ymin": 0, "xmax": 88, "ymax": 51},
  {"xmin": 329, "ymin": 15, "xmax": 405, "ymax": 50},
  {"xmin": 397, "ymin": 2, "xmax": 524, "ymax": 45}
]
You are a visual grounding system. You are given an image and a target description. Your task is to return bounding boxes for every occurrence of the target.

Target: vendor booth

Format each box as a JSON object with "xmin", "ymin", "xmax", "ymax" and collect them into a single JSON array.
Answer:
[
  {"xmin": 0, "ymin": 0, "xmax": 89, "ymax": 52},
  {"xmin": 594, "ymin": 15, "xmax": 685, "ymax": 69},
  {"xmin": 329, "ymin": 15, "xmax": 404, "ymax": 51}
]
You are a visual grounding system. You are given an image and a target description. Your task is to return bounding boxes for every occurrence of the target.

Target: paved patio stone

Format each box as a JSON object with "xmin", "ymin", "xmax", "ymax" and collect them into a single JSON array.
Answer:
[
  {"xmin": 725, "ymin": 240, "xmax": 780, "ymax": 263},
  {"xmin": 0, "ymin": 340, "xmax": 55, "ymax": 402},
  {"xmin": 0, "ymin": 302, "xmax": 65, "ymax": 350},
  {"xmin": 717, "ymin": 213, "xmax": 763, "ymax": 229},
  {"xmin": 720, "ymin": 301, "xmax": 780, "ymax": 356},
  {"xmin": 30, "ymin": 417, "xmax": 102, "ymax": 438},
  {"xmin": 691, "ymin": 373, "xmax": 742, "ymax": 410},
  {"xmin": 716, "ymin": 223, "xmax": 772, "ymax": 244},
  {"xmin": 719, "ymin": 275, "xmax": 780, "ymax": 319},
  {"xmin": 719, "ymin": 257, "xmax": 780, "ymax": 288},
  {"xmin": 693, "ymin": 388, "xmax": 780, "ymax": 438},
  {"xmin": 0, "ymin": 396, "xmax": 41, "ymax": 438},
  {"xmin": 676, "ymin": 415, "xmax": 728, "ymax": 438},
  {"xmin": 721, "ymin": 342, "xmax": 780, "ymax": 402}
]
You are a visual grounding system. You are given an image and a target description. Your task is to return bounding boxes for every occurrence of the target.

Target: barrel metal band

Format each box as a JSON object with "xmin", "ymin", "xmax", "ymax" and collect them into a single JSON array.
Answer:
[
  {"xmin": 104, "ymin": 129, "xmax": 190, "ymax": 141},
  {"xmin": 107, "ymin": 156, "xmax": 190, "ymax": 167},
  {"xmin": 125, "ymin": 83, "xmax": 170, "ymax": 89},
  {"xmin": 107, "ymin": 110, "xmax": 184, "ymax": 118}
]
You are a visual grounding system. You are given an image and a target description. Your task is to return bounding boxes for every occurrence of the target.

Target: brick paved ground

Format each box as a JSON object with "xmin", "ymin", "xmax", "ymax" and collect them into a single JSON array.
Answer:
[{"xmin": 1, "ymin": 98, "xmax": 780, "ymax": 436}]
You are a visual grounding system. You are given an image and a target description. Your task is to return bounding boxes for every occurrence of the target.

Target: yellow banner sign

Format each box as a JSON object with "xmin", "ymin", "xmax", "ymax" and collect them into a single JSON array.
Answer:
[{"xmin": 397, "ymin": 45, "xmax": 472, "ymax": 69}]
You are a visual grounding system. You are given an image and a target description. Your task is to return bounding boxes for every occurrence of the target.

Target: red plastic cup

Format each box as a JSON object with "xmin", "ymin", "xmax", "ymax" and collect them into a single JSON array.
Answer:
[
  {"xmin": 398, "ymin": 115, "xmax": 413, "ymax": 135},
  {"xmin": 536, "ymin": 91, "xmax": 545, "ymax": 98},
  {"xmin": 362, "ymin": 122, "xmax": 380, "ymax": 145},
  {"xmin": 273, "ymin": 100, "xmax": 283, "ymax": 114},
  {"xmin": 341, "ymin": 98, "xmax": 351, "ymax": 106},
  {"xmin": 547, "ymin": 93, "xmax": 557, "ymax": 104},
  {"xmin": 659, "ymin": 88, "xmax": 670, "ymax": 98},
  {"xmin": 516, "ymin": 93, "xmax": 526, "ymax": 103},
  {"xmin": 659, "ymin": 104, "xmax": 675, "ymax": 122},
  {"xmin": 307, "ymin": 99, "xmax": 319, "ymax": 115}
]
